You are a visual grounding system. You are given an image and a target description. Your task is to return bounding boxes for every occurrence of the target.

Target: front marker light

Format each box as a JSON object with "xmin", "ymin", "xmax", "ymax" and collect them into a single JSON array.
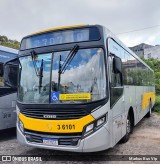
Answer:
[
  {"xmin": 96, "ymin": 117, "xmax": 105, "ymax": 127},
  {"xmin": 18, "ymin": 118, "xmax": 24, "ymax": 134},
  {"xmin": 16, "ymin": 105, "xmax": 20, "ymax": 115}
]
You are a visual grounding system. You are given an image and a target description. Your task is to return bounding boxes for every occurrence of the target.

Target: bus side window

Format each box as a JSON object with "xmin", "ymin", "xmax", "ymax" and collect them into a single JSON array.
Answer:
[
  {"xmin": 0, "ymin": 61, "xmax": 17, "ymax": 97},
  {"xmin": 4, "ymin": 59, "xmax": 18, "ymax": 88}
]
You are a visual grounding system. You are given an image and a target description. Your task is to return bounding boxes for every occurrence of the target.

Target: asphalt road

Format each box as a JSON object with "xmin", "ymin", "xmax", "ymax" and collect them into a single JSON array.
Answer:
[{"xmin": 0, "ymin": 113, "xmax": 160, "ymax": 164}]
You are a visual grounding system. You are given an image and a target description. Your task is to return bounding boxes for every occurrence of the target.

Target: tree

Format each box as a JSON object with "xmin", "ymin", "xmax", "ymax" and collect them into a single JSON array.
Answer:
[
  {"xmin": 141, "ymin": 57, "xmax": 160, "ymax": 94},
  {"xmin": 0, "ymin": 35, "xmax": 20, "ymax": 49}
]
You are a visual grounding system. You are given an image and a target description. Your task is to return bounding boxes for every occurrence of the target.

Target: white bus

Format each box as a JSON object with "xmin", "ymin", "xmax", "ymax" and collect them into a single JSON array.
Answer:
[
  {"xmin": 0, "ymin": 45, "xmax": 18, "ymax": 130},
  {"xmin": 6, "ymin": 25, "xmax": 155, "ymax": 152}
]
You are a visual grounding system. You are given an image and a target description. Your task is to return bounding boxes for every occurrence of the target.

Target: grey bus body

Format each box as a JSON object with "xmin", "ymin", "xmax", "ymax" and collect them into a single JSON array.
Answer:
[
  {"xmin": 0, "ymin": 45, "xmax": 18, "ymax": 130},
  {"xmin": 15, "ymin": 25, "xmax": 155, "ymax": 152}
]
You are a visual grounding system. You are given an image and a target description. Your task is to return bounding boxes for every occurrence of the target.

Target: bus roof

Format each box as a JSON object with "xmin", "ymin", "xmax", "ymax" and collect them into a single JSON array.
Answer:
[
  {"xmin": 32, "ymin": 24, "xmax": 88, "ymax": 35},
  {"xmin": 0, "ymin": 45, "xmax": 18, "ymax": 63},
  {"xmin": 0, "ymin": 45, "xmax": 18, "ymax": 54}
]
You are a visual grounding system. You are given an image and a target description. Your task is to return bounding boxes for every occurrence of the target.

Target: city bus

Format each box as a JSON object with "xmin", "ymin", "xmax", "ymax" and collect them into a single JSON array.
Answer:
[
  {"xmin": 0, "ymin": 45, "xmax": 18, "ymax": 130},
  {"xmin": 12, "ymin": 24, "xmax": 155, "ymax": 152}
]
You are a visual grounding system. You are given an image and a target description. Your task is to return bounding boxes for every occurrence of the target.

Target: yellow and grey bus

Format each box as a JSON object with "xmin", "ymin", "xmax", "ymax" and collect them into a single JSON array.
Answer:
[{"xmin": 13, "ymin": 24, "xmax": 155, "ymax": 152}]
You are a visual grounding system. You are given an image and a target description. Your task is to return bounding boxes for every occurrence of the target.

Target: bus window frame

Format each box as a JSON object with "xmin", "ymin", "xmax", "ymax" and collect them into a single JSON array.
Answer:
[{"xmin": 107, "ymin": 37, "xmax": 124, "ymax": 108}]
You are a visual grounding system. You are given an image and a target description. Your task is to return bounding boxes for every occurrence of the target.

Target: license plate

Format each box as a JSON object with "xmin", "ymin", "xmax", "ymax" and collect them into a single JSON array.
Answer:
[{"xmin": 43, "ymin": 138, "xmax": 58, "ymax": 146}]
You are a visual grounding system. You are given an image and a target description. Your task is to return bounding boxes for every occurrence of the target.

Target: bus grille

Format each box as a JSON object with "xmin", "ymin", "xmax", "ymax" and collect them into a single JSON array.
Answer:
[
  {"xmin": 25, "ymin": 130, "xmax": 81, "ymax": 146},
  {"xmin": 21, "ymin": 108, "xmax": 88, "ymax": 120}
]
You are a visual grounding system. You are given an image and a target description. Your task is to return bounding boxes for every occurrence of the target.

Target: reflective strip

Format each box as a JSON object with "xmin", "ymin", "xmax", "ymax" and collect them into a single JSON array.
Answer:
[
  {"xmin": 32, "ymin": 24, "xmax": 87, "ymax": 35},
  {"xmin": 142, "ymin": 91, "xmax": 155, "ymax": 110},
  {"xmin": 19, "ymin": 113, "xmax": 94, "ymax": 133}
]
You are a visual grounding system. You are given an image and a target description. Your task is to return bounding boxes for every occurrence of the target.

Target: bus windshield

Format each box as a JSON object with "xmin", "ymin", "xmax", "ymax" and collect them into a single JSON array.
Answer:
[{"xmin": 18, "ymin": 48, "xmax": 106, "ymax": 104}]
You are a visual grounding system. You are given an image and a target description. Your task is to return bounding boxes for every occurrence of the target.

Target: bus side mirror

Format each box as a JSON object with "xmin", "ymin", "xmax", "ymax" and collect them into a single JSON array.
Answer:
[
  {"xmin": 113, "ymin": 56, "xmax": 122, "ymax": 74},
  {"xmin": 3, "ymin": 59, "xmax": 18, "ymax": 88}
]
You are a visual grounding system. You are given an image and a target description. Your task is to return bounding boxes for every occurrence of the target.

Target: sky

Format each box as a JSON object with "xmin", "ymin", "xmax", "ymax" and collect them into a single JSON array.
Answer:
[{"xmin": 0, "ymin": 0, "xmax": 160, "ymax": 47}]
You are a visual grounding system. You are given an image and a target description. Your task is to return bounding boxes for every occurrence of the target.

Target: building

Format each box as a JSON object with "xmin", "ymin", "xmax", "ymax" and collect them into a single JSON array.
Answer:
[
  {"xmin": 129, "ymin": 43, "xmax": 153, "ymax": 58},
  {"xmin": 144, "ymin": 45, "xmax": 160, "ymax": 59}
]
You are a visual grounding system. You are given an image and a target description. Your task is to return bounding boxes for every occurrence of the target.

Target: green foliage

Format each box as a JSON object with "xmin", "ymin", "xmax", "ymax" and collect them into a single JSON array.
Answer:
[
  {"xmin": 141, "ymin": 57, "xmax": 160, "ymax": 113},
  {"xmin": 141, "ymin": 57, "xmax": 160, "ymax": 94},
  {"xmin": 0, "ymin": 35, "xmax": 20, "ymax": 50},
  {"xmin": 153, "ymin": 95, "xmax": 160, "ymax": 113}
]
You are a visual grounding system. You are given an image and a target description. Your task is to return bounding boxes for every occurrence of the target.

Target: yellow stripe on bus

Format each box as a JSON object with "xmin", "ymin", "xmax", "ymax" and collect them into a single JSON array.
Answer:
[
  {"xmin": 32, "ymin": 24, "xmax": 87, "ymax": 35},
  {"xmin": 142, "ymin": 91, "xmax": 155, "ymax": 110},
  {"xmin": 19, "ymin": 113, "xmax": 94, "ymax": 133}
]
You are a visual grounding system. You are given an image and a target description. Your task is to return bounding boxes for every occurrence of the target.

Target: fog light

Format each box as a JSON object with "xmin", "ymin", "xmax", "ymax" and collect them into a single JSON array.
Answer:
[{"xmin": 96, "ymin": 117, "xmax": 105, "ymax": 127}]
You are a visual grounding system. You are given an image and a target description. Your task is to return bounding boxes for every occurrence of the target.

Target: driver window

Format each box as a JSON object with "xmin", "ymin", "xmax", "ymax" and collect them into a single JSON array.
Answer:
[{"xmin": 108, "ymin": 38, "xmax": 123, "ymax": 107}]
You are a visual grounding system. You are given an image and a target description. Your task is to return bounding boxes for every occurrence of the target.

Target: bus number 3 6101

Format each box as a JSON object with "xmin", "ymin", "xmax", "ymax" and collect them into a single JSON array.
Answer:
[{"xmin": 57, "ymin": 124, "xmax": 75, "ymax": 130}]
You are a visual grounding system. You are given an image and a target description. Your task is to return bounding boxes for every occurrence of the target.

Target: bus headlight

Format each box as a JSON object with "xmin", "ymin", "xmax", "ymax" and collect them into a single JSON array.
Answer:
[
  {"xmin": 85, "ymin": 123, "xmax": 94, "ymax": 133},
  {"xmin": 18, "ymin": 118, "xmax": 24, "ymax": 134},
  {"xmin": 96, "ymin": 116, "xmax": 106, "ymax": 127},
  {"xmin": 83, "ymin": 113, "xmax": 108, "ymax": 137}
]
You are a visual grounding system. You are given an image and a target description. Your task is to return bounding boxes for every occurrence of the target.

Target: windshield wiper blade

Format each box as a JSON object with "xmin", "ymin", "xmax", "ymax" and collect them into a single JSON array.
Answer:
[
  {"xmin": 59, "ymin": 44, "xmax": 79, "ymax": 74},
  {"xmin": 31, "ymin": 50, "xmax": 39, "ymax": 77},
  {"xmin": 57, "ymin": 44, "xmax": 79, "ymax": 91},
  {"xmin": 39, "ymin": 59, "xmax": 43, "ymax": 93},
  {"xmin": 57, "ymin": 55, "xmax": 62, "ymax": 90},
  {"xmin": 30, "ymin": 50, "xmax": 44, "ymax": 93}
]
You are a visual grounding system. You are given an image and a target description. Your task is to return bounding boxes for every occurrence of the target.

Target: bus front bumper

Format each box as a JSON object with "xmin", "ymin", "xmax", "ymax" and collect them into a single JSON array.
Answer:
[{"xmin": 17, "ymin": 123, "xmax": 111, "ymax": 152}]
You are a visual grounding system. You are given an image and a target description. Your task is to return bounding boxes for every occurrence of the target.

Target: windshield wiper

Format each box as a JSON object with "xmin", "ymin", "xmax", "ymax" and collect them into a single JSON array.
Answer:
[
  {"xmin": 57, "ymin": 44, "xmax": 79, "ymax": 90},
  {"xmin": 39, "ymin": 59, "xmax": 43, "ymax": 93},
  {"xmin": 59, "ymin": 44, "xmax": 79, "ymax": 74},
  {"xmin": 57, "ymin": 55, "xmax": 62, "ymax": 90},
  {"xmin": 30, "ymin": 50, "xmax": 44, "ymax": 93},
  {"xmin": 31, "ymin": 50, "xmax": 39, "ymax": 77}
]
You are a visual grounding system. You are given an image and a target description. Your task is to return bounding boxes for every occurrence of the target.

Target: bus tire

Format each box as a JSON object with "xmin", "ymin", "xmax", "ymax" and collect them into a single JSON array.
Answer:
[
  {"xmin": 146, "ymin": 101, "xmax": 152, "ymax": 118},
  {"xmin": 121, "ymin": 114, "xmax": 132, "ymax": 143}
]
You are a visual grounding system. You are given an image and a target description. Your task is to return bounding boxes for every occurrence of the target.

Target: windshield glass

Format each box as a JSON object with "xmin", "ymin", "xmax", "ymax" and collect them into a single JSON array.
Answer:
[
  {"xmin": 18, "ymin": 53, "xmax": 52, "ymax": 103},
  {"xmin": 18, "ymin": 48, "xmax": 106, "ymax": 104}
]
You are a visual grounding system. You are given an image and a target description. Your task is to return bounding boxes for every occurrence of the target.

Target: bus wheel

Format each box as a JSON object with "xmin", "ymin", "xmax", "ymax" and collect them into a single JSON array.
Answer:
[
  {"xmin": 146, "ymin": 102, "xmax": 152, "ymax": 118},
  {"xmin": 121, "ymin": 114, "xmax": 131, "ymax": 143}
]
